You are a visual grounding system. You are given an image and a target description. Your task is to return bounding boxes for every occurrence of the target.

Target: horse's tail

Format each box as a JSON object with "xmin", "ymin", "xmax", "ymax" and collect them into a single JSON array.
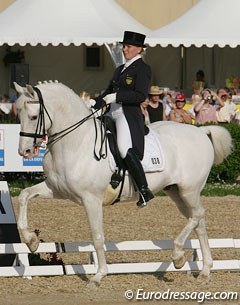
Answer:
[{"xmin": 199, "ymin": 125, "xmax": 233, "ymax": 165}]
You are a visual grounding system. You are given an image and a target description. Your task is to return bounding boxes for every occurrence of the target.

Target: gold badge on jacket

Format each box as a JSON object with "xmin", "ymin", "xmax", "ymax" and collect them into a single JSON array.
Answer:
[{"xmin": 126, "ymin": 76, "xmax": 133, "ymax": 85}]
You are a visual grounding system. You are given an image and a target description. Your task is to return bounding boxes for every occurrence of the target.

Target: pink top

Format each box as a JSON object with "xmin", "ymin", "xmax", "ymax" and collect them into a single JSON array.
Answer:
[{"xmin": 194, "ymin": 103, "xmax": 218, "ymax": 124}]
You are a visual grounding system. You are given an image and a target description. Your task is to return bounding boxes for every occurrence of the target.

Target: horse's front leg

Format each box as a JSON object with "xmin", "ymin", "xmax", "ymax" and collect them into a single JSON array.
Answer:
[
  {"xmin": 18, "ymin": 181, "xmax": 54, "ymax": 252},
  {"xmin": 83, "ymin": 194, "xmax": 107, "ymax": 286}
]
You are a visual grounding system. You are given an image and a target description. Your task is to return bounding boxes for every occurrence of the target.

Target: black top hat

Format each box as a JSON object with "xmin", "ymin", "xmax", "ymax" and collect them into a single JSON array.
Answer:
[{"xmin": 120, "ymin": 31, "xmax": 146, "ymax": 47}]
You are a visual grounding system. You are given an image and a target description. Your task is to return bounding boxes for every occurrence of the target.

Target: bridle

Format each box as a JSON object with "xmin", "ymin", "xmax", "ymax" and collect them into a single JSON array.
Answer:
[
  {"xmin": 19, "ymin": 86, "xmax": 107, "ymax": 160},
  {"xmin": 19, "ymin": 87, "xmax": 52, "ymax": 147}
]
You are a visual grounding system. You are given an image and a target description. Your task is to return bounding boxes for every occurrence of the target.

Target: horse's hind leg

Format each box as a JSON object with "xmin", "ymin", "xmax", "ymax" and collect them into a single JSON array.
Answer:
[
  {"xmin": 18, "ymin": 181, "xmax": 54, "ymax": 252},
  {"xmin": 164, "ymin": 185, "xmax": 190, "ymax": 268},
  {"xmin": 164, "ymin": 185, "xmax": 212, "ymax": 282},
  {"xmin": 194, "ymin": 217, "xmax": 213, "ymax": 283}
]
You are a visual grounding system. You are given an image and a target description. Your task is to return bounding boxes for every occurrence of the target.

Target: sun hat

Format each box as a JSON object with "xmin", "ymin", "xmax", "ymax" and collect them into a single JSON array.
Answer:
[
  {"xmin": 120, "ymin": 31, "xmax": 146, "ymax": 47},
  {"xmin": 149, "ymin": 85, "xmax": 162, "ymax": 95},
  {"xmin": 175, "ymin": 93, "xmax": 186, "ymax": 102}
]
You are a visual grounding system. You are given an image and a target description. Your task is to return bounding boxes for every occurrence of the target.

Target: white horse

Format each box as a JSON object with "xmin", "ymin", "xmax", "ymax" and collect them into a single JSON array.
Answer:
[{"xmin": 14, "ymin": 81, "xmax": 232, "ymax": 285}]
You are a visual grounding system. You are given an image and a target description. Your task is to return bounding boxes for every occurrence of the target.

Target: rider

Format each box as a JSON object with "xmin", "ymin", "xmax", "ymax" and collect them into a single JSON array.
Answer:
[{"xmin": 92, "ymin": 31, "xmax": 154, "ymax": 208}]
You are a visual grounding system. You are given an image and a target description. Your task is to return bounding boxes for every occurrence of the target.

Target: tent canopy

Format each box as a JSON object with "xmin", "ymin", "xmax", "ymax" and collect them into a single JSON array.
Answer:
[
  {"xmin": 0, "ymin": 0, "xmax": 149, "ymax": 46},
  {"xmin": 146, "ymin": 0, "xmax": 240, "ymax": 48}
]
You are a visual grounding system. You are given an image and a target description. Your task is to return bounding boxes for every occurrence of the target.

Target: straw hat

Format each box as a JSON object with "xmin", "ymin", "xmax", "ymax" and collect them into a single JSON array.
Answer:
[{"xmin": 149, "ymin": 86, "xmax": 162, "ymax": 95}]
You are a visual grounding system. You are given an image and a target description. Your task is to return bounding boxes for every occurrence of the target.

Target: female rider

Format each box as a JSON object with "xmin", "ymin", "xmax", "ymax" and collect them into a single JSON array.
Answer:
[{"xmin": 93, "ymin": 31, "xmax": 154, "ymax": 207}]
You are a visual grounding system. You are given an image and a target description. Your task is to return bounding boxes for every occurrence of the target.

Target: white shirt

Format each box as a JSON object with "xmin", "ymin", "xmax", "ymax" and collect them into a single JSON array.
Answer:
[{"xmin": 122, "ymin": 54, "xmax": 141, "ymax": 72}]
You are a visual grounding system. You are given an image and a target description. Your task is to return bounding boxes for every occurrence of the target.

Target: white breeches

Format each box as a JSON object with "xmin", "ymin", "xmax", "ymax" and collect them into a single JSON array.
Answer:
[{"xmin": 108, "ymin": 103, "xmax": 132, "ymax": 158}]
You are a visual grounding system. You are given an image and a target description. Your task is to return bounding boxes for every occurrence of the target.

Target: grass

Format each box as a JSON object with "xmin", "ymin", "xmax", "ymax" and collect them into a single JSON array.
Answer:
[
  {"xmin": 9, "ymin": 181, "xmax": 35, "ymax": 197},
  {"xmin": 8, "ymin": 181, "xmax": 240, "ymax": 197},
  {"xmin": 156, "ymin": 183, "xmax": 240, "ymax": 197},
  {"xmin": 201, "ymin": 182, "xmax": 240, "ymax": 196}
]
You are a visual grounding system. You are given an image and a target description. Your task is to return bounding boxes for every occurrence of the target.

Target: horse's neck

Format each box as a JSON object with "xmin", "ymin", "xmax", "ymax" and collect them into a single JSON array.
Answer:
[{"xmin": 46, "ymin": 90, "xmax": 91, "ymax": 136}]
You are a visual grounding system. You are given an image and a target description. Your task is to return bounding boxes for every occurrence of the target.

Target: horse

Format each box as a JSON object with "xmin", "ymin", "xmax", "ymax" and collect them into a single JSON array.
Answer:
[{"xmin": 14, "ymin": 81, "xmax": 232, "ymax": 286}]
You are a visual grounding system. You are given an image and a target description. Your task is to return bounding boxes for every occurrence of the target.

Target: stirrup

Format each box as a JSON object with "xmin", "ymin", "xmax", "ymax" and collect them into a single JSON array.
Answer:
[{"xmin": 136, "ymin": 188, "xmax": 154, "ymax": 208}]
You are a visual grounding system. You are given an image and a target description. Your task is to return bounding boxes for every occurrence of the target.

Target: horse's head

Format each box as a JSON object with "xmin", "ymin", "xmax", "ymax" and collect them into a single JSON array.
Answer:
[{"xmin": 14, "ymin": 82, "xmax": 52, "ymax": 158}]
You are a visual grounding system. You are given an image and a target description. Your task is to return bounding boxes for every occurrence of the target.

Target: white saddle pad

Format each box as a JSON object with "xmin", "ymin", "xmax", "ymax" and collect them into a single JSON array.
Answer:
[{"xmin": 108, "ymin": 127, "xmax": 165, "ymax": 173}]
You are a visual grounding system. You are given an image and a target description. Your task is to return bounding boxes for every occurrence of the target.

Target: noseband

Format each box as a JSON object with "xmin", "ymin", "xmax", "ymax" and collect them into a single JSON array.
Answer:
[{"xmin": 19, "ymin": 87, "xmax": 52, "ymax": 147}]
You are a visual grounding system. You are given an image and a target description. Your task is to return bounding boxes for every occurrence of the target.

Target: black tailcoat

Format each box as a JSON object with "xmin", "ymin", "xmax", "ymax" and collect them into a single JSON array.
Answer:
[{"xmin": 96, "ymin": 58, "xmax": 151, "ymax": 160}]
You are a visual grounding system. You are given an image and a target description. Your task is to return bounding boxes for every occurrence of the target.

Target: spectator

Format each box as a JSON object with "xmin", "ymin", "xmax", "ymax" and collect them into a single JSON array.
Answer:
[
  {"xmin": 216, "ymin": 87, "xmax": 237, "ymax": 123},
  {"xmin": 191, "ymin": 70, "xmax": 207, "ymax": 106},
  {"xmin": 79, "ymin": 90, "xmax": 91, "ymax": 100},
  {"xmin": 0, "ymin": 94, "xmax": 10, "ymax": 103},
  {"xmin": 147, "ymin": 85, "xmax": 166, "ymax": 122},
  {"xmin": 164, "ymin": 91, "xmax": 175, "ymax": 118},
  {"xmin": 192, "ymin": 69, "xmax": 207, "ymax": 91},
  {"xmin": 194, "ymin": 89, "xmax": 224, "ymax": 125},
  {"xmin": 141, "ymin": 98, "xmax": 150, "ymax": 125},
  {"xmin": 169, "ymin": 93, "xmax": 194, "ymax": 124}
]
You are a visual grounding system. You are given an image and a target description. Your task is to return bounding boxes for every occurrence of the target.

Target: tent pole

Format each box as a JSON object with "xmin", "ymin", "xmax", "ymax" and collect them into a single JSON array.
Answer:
[
  {"xmin": 211, "ymin": 47, "xmax": 215, "ymax": 87},
  {"xmin": 104, "ymin": 43, "xmax": 124, "ymax": 68},
  {"xmin": 180, "ymin": 45, "xmax": 185, "ymax": 90}
]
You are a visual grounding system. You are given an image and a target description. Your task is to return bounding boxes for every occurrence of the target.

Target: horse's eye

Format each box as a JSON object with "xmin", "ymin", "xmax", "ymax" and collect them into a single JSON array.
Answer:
[{"xmin": 30, "ymin": 115, "xmax": 38, "ymax": 121}]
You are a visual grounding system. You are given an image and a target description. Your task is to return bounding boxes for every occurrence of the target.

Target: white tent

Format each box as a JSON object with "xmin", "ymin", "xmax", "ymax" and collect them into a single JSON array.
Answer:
[
  {"xmin": 144, "ymin": 0, "xmax": 240, "ymax": 92},
  {"xmin": 0, "ymin": 0, "xmax": 149, "ymax": 46},
  {"xmin": 0, "ymin": 0, "xmax": 149, "ymax": 95},
  {"xmin": 146, "ymin": 0, "xmax": 240, "ymax": 48}
]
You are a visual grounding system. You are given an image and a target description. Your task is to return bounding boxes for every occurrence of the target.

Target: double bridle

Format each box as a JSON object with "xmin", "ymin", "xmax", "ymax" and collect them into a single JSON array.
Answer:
[
  {"xmin": 19, "ymin": 87, "xmax": 52, "ymax": 147},
  {"xmin": 19, "ymin": 86, "xmax": 107, "ymax": 160}
]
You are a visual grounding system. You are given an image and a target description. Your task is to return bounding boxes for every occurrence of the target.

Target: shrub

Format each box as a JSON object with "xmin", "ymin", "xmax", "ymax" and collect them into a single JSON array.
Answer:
[{"xmin": 207, "ymin": 123, "xmax": 240, "ymax": 183}]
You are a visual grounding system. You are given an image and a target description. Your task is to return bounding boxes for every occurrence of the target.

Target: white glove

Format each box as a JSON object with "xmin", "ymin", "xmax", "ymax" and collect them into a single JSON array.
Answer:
[
  {"xmin": 84, "ymin": 98, "xmax": 96, "ymax": 109},
  {"xmin": 103, "ymin": 93, "xmax": 116, "ymax": 105}
]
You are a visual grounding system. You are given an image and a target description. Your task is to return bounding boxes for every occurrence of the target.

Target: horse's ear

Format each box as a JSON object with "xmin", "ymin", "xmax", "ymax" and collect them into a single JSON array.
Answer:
[
  {"xmin": 13, "ymin": 82, "xmax": 25, "ymax": 94},
  {"xmin": 26, "ymin": 84, "xmax": 35, "ymax": 99}
]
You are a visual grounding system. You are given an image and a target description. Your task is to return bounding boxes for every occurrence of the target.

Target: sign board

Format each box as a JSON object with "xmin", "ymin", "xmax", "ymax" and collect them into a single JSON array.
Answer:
[{"xmin": 0, "ymin": 124, "xmax": 44, "ymax": 172}]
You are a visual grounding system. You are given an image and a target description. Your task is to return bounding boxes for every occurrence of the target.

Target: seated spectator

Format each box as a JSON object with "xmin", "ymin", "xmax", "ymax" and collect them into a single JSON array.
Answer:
[
  {"xmin": 194, "ymin": 89, "xmax": 224, "ymax": 125},
  {"xmin": 147, "ymin": 86, "xmax": 166, "ymax": 122},
  {"xmin": 169, "ymin": 93, "xmax": 194, "ymax": 124},
  {"xmin": 141, "ymin": 98, "xmax": 150, "ymax": 125},
  {"xmin": 216, "ymin": 87, "xmax": 237, "ymax": 123}
]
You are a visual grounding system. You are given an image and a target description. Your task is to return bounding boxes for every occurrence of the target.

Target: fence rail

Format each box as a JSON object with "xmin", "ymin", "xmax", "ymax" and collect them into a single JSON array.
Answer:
[{"xmin": 0, "ymin": 238, "xmax": 239, "ymax": 277}]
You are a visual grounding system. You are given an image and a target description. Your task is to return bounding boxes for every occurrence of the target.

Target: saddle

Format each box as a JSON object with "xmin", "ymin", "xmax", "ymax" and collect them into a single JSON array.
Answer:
[{"xmin": 101, "ymin": 116, "xmax": 165, "ymax": 204}]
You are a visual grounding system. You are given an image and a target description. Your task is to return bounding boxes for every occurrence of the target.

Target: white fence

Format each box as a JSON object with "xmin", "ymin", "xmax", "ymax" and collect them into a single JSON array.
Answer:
[{"xmin": 0, "ymin": 238, "xmax": 239, "ymax": 277}]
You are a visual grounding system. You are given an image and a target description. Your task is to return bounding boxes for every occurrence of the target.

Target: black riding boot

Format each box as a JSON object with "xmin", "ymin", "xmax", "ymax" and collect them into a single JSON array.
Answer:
[{"xmin": 124, "ymin": 148, "xmax": 154, "ymax": 207}]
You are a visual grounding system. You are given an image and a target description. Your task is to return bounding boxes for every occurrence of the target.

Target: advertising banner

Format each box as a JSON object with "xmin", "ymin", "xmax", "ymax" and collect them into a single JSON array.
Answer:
[{"xmin": 0, "ymin": 124, "xmax": 44, "ymax": 172}]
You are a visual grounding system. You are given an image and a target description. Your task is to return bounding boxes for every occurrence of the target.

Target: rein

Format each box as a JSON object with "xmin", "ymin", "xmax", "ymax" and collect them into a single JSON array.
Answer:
[{"xmin": 20, "ymin": 87, "xmax": 108, "ymax": 161}]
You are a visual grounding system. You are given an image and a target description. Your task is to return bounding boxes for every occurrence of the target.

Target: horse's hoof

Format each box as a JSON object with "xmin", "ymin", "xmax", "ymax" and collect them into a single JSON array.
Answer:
[
  {"xmin": 196, "ymin": 272, "xmax": 210, "ymax": 284},
  {"xmin": 26, "ymin": 232, "xmax": 40, "ymax": 253},
  {"xmin": 87, "ymin": 280, "xmax": 100, "ymax": 290},
  {"xmin": 173, "ymin": 254, "xmax": 186, "ymax": 269}
]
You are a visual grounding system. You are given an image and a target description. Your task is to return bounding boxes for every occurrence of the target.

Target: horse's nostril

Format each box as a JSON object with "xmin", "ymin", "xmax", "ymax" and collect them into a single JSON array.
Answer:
[{"xmin": 25, "ymin": 149, "xmax": 31, "ymax": 154}]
